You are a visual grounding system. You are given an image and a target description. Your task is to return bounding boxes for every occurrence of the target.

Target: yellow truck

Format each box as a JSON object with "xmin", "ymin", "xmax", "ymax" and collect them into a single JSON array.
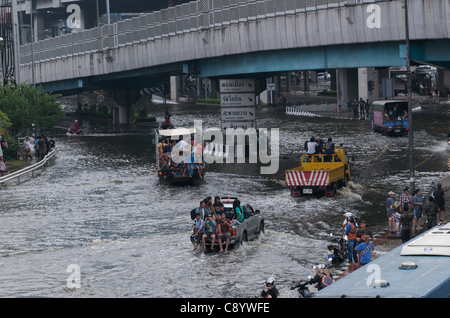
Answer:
[{"xmin": 285, "ymin": 147, "xmax": 351, "ymax": 198}]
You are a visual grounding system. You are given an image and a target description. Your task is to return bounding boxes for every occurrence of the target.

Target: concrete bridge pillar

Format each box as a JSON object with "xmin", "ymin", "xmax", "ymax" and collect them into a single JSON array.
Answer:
[
  {"xmin": 274, "ymin": 76, "xmax": 281, "ymax": 96},
  {"xmin": 34, "ymin": 14, "xmax": 45, "ymax": 41},
  {"xmin": 330, "ymin": 70, "xmax": 337, "ymax": 91},
  {"xmin": 438, "ymin": 69, "xmax": 450, "ymax": 97},
  {"xmin": 303, "ymin": 71, "xmax": 310, "ymax": 92},
  {"xmin": 171, "ymin": 76, "xmax": 180, "ymax": 102},
  {"xmin": 111, "ymin": 89, "xmax": 141, "ymax": 131},
  {"xmin": 286, "ymin": 72, "xmax": 292, "ymax": 93},
  {"xmin": 338, "ymin": 68, "xmax": 359, "ymax": 106}
]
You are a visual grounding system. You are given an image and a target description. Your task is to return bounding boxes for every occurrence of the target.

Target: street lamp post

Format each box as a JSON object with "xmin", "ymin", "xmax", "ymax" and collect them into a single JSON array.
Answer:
[
  {"xmin": 30, "ymin": 0, "xmax": 35, "ymax": 88},
  {"xmin": 405, "ymin": 0, "xmax": 415, "ymax": 192},
  {"xmin": 106, "ymin": 0, "xmax": 111, "ymax": 25}
]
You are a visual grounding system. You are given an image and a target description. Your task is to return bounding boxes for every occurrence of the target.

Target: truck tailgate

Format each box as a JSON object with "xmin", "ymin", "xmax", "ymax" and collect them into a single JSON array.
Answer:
[
  {"xmin": 286, "ymin": 167, "xmax": 343, "ymax": 186},
  {"xmin": 286, "ymin": 170, "xmax": 330, "ymax": 186}
]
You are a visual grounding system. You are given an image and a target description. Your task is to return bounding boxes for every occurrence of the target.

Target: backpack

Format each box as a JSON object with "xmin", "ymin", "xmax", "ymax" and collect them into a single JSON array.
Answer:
[
  {"xmin": 349, "ymin": 224, "xmax": 358, "ymax": 235},
  {"xmin": 322, "ymin": 275, "xmax": 333, "ymax": 287},
  {"xmin": 190, "ymin": 207, "xmax": 199, "ymax": 220}
]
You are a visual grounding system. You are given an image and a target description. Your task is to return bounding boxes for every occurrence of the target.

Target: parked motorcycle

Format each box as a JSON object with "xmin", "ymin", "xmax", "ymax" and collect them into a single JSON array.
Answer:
[
  {"xmin": 291, "ymin": 279, "xmax": 313, "ymax": 298},
  {"xmin": 327, "ymin": 235, "xmax": 348, "ymax": 265}
]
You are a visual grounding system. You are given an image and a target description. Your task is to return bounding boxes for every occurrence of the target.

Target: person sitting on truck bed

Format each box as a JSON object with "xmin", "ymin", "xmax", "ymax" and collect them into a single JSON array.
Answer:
[
  {"xmin": 217, "ymin": 212, "xmax": 232, "ymax": 253},
  {"xmin": 324, "ymin": 138, "xmax": 341, "ymax": 162},
  {"xmin": 213, "ymin": 196, "xmax": 225, "ymax": 217},
  {"xmin": 307, "ymin": 137, "xmax": 318, "ymax": 155},
  {"xmin": 160, "ymin": 154, "xmax": 172, "ymax": 179},
  {"xmin": 202, "ymin": 215, "xmax": 217, "ymax": 251},
  {"xmin": 384, "ymin": 110, "xmax": 392, "ymax": 121},
  {"xmin": 315, "ymin": 138, "xmax": 324, "ymax": 155},
  {"xmin": 393, "ymin": 104, "xmax": 399, "ymax": 120},
  {"xmin": 191, "ymin": 213, "xmax": 204, "ymax": 251},
  {"xmin": 171, "ymin": 151, "xmax": 186, "ymax": 176},
  {"xmin": 232, "ymin": 199, "xmax": 245, "ymax": 224},
  {"xmin": 402, "ymin": 110, "xmax": 408, "ymax": 120}
]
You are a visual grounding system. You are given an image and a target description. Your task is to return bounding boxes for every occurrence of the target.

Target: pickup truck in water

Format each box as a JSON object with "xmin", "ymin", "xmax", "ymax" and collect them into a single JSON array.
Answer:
[
  {"xmin": 201, "ymin": 197, "xmax": 265, "ymax": 251},
  {"xmin": 285, "ymin": 146, "xmax": 351, "ymax": 198}
]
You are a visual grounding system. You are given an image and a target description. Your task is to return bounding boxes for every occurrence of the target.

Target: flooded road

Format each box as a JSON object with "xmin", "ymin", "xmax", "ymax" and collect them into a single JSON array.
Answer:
[{"xmin": 0, "ymin": 103, "xmax": 449, "ymax": 298}]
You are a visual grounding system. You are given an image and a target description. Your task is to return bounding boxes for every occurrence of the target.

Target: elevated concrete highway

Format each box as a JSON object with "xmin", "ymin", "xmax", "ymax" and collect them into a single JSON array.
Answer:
[
  {"xmin": 19, "ymin": 0, "xmax": 450, "ymax": 88},
  {"xmin": 16, "ymin": 0, "xmax": 450, "ymax": 126}
]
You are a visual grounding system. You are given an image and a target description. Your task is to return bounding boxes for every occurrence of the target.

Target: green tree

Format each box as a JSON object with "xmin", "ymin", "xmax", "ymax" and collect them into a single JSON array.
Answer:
[
  {"xmin": 0, "ymin": 109, "xmax": 12, "ymax": 136},
  {"xmin": 0, "ymin": 83, "xmax": 65, "ymax": 135}
]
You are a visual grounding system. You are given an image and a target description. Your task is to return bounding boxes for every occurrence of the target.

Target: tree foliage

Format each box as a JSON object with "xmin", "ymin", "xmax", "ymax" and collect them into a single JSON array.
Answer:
[
  {"xmin": 0, "ymin": 109, "xmax": 12, "ymax": 136},
  {"xmin": 0, "ymin": 83, "xmax": 65, "ymax": 136}
]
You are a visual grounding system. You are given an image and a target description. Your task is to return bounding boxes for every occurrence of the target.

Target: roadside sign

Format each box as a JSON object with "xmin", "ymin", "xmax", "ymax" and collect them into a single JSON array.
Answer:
[
  {"xmin": 221, "ymin": 107, "xmax": 256, "ymax": 121},
  {"xmin": 267, "ymin": 83, "xmax": 275, "ymax": 91},
  {"xmin": 96, "ymin": 93, "xmax": 106, "ymax": 103},
  {"xmin": 219, "ymin": 79, "xmax": 255, "ymax": 93},
  {"xmin": 220, "ymin": 93, "xmax": 255, "ymax": 107},
  {"xmin": 221, "ymin": 121, "xmax": 256, "ymax": 135}
]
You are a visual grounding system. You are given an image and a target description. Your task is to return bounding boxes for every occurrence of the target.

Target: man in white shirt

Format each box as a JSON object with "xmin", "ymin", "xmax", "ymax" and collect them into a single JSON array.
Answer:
[
  {"xmin": 307, "ymin": 137, "xmax": 318, "ymax": 155},
  {"xmin": 176, "ymin": 135, "xmax": 188, "ymax": 152}
]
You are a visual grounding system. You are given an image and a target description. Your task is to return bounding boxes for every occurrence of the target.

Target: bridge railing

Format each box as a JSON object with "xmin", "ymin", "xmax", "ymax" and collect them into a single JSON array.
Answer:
[
  {"xmin": 0, "ymin": 148, "xmax": 57, "ymax": 187},
  {"xmin": 19, "ymin": 0, "xmax": 390, "ymax": 67}
]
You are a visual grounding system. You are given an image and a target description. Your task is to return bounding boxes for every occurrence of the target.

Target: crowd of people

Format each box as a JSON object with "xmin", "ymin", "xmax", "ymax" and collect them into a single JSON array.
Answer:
[
  {"xmin": 347, "ymin": 98, "xmax": 370, "ymax": 120},
  {"xmin": 384, "ymin": 103, "xmax": 408, "ymax": 121},
  {"xmin": 0, "ymin": 136, "xmax": 56, "ymax": 179},
  {"xmin": 341, "ymin": 215, "xmax": 375, "ymax": 266},
  {"xmin": 23, "ymin": 135, "xmax": 56, "ymax": 161},
  {"xmin": 386, "ymin": 186, "xmax": 445, "ymax": 243},
  {"xmin": 158, "ymin": 135, "xmax": 203, "ymax": 179},
  {"xmin": 190, "ymin": 196, "xmax": 260, "ymax": 253}
]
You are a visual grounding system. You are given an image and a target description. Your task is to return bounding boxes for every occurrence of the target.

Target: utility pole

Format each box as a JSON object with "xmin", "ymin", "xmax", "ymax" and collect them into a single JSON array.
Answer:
[
  {"xmin": 405, "ymin": 0, "xmax": 415, "ymax": 192},
  {"xmin": 30, "ymin": 0, "xmax": 35, "ymax": 88},
  {"xmin": 106, "ymin": 0, "xmax": 111, "ymax": 25}
]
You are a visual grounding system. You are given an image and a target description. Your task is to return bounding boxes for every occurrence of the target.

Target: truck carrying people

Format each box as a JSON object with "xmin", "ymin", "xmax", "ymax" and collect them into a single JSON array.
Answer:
[
  {"xmin": 190, "ymin": 196, "xmax": 264, "ymax": 253},
  {"xmin": 286, "ymin": 138, "xmax": 351, "ymax": 198},
  {"xmin": 156, "ymin": 127, "xmax": 205, "ymax": 185},
  {"xmin": 372, "ymin": 100, "xmax": 409, "ymax": 137}
]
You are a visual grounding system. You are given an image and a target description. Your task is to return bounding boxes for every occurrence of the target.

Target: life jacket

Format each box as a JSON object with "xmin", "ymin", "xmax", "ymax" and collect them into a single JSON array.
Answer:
[
  {"xmin": 348, "ymin": 223, "xmax": 358, "ymax": 240},
  {"xmin": 322, "ymin": 275, "xmax": 333, "ymax": 287}
]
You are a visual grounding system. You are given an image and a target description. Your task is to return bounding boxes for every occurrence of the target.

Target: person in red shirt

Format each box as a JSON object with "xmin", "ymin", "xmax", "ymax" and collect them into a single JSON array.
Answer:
[{"xmin": 73, "ymin": 120, "xmax": 80, "ymax": 131}]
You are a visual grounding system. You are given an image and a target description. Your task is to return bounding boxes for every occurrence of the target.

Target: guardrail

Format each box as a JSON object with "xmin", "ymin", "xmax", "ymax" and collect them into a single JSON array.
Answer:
[
  {"xmin": 424, "ymin": 174, "xmax": 450, "ymax": 202},
  {"xmin": 0, "ymin": 148, "xmax": 57, "ymax": 187},
  {"xmin": 19, "ymin": 0, "xmax": 390, "ymax": 67}
]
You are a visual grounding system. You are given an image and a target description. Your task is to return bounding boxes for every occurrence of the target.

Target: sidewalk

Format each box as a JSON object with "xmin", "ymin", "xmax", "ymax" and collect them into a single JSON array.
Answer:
[{"xmin": 335, "ymin": 193, "xmax": 450, "ymax": 280}]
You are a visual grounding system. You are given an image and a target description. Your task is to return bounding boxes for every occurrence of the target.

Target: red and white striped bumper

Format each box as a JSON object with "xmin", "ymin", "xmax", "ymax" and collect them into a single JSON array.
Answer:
[{"xmin": 286, "ymin": 170, "xmax": 330, "ymax": 187}]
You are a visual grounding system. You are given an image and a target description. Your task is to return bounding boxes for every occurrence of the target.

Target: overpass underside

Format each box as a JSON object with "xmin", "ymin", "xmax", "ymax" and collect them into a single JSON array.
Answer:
[
  {"xmin": 17, "ymin": 0, "xmax": 450, "ymax": 128},
  {"xmin": 32, "ymin": 39, "xmax": 450, "ymax": 95}
]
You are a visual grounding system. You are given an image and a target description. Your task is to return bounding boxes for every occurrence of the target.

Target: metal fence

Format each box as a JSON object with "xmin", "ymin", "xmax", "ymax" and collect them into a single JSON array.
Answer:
[
  {"xmin": 0, "ymin": 148, "xmax": 57, "ymax": 187},
  {"xmin": 19, "ymin": 0, "xmax": 390, "ymax": 67}
]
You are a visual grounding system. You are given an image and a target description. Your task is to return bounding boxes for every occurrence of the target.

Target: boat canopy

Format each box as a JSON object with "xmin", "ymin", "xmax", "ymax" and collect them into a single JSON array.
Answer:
[{"xmin": 158, "ymin": 128, "xmax": 196, "ymax": 137}]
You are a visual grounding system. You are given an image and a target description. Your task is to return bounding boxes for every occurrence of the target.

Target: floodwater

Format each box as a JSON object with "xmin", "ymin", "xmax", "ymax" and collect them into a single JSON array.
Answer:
[{"xmin": 0, "ymin": 103, "xmax": 449, "ymax": 298}]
